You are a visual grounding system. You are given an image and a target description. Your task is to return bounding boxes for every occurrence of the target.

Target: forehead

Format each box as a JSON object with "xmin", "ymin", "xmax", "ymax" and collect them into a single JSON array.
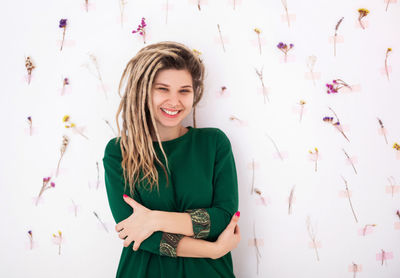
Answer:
[{"xmin": 153, "ymin": 68, "xmax": 193, "ymax": 85}]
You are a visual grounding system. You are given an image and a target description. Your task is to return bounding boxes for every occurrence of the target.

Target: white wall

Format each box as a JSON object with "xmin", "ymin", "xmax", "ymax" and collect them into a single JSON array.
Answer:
[{"xmin": 1, "ymin": 0, "xmax": 400, "ymax": 277}]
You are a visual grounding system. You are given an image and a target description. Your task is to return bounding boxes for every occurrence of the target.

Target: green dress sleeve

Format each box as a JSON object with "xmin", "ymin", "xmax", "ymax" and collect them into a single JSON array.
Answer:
[
  {"xmin": 185, "ymin": 129, "xmax": 239, "ymax": 242},
  {"xmin": 103, "ymin": 139, "xmax": 185, "ymax": 257}
]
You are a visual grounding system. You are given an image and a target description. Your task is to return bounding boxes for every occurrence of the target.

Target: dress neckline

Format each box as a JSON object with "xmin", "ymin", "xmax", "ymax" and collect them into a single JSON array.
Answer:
[{"xmin": 152, "ymin": 126, "xmax": 193, "ymax": 146}]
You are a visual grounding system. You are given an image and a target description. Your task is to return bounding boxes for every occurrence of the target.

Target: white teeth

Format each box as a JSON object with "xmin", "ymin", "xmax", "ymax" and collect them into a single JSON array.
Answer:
[{"xmin": 161, "ymin": 108, "xmax": 179, "ymax": 115}]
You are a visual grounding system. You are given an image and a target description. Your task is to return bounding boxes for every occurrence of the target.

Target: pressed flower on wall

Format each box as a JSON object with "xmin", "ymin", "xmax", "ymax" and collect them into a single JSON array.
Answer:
[
  {"xmin": 28, "ymin": 230, "xmax": 33, "ymax": 250},
  {"xmin": 229, "ymin": 115, "xmax": 246, "ymax": 126},
  {"xmin": 27, "ymin": 116, "xmax": 33, "ymax": 136},
  {"xmin": 86, "ymin": 54, "xmax": 108, "ymax": 99},
  {"xmin": 255, "ymin": 66, "xmax": 269, "ymax": 103},
  {"xmin": 52, "ymin": 230, "xmax": 63, "ymax": 255},
  {"xmin": 384, "ymin": 48, "xmax": 392, "ymax": 81},
  {"xmin": 93, "ymin": 211, "xmax": 109, "ymax": 232},
  {"xmin": 397, "ymin": 210, "xmax": 400, "ymax": 219},
  {"xmin": 220, "ymin": 86, "xmax": 227, "ymax": 95},
  {"xmin": 306, "ymin": 216, "xmax": 320, "ymax": 261},
  {"xmin": 250, "ymin": 158, "xmax": 255, "ymax": 194},
  {"xmin": 63, "ymin": 115, "xmax": 88, "ymax": 140},
  {"xmin": 132, "ymin": 17, "xmax": 147, "ymax": 44},
  {"xmin": 308, "ymin": 147, "xmax": 319, "ymax": 172},
  {"xmin": 306, "ymin": 55, "xmax": 317, "ymax": 86},
  {"xmin": 277, "ymin": 42, "xmax": 294, "ymax": 63},
  {"xmin": 35, "ymin": 177, "xmax": 55, "ymax": 206},
  {"xmin": 252, "ymin": 221, "xmax": 262, "ymax": 275},
  {"xmin": 59, "ymin": 19, "xmax": 67, "ymax": 51},
  {"xmin": 380, "ymin": 249, "xmax": 387, "ymax": 266},
  {"xmin": 281, "ymin": 0, "xmax": 290, "ymax": 27},
  {"xmin": 341, "ymin": 175, "xmax": 358, "ymax": 223},
  {"xmin": 253, "ymin": 28, "xmax": 262, "ymax": 55},
  {"xmin": 377, "ymin": 117, "xmax": 388, "ymax": 144},
  {"xmin": 56, "ymin": 135, "xmax": 70, "ymax": 177},
  {"xmin": 357, "ymin": 9, "xmax": 369, "ymax": 30},
  {"xmin": 333, "ymin": 17, "xmax": 344, "ymax": 57},
  {"xmin": 265, "ymin": 132, "xmax": 284, "ymax": 161},
  {"xmin": 362, "ymin": 224, "xmax": 376, "ymax": 236},
  {"xmin": 61, "ymin": 77, "xmax": 69, "ymax": 96},
  {"xmin": 192, "ymin": 49, "xmax": 202, "ymax": 57},
  {"xmin": 254, "ymin": 188, "xmax": 267, "ymax": 206},
  {"xmin": 386, "ymin": 0, "xmax": 393, "ymax": 12},
  {"xmin": 217, "ymin": 24, "xmax": 226, "ymax": 52},
  {"xmin": 288, "ymin": 185, "xmax": 295, "ymax": 214},
  {"xmin": 84, "ymin": 0, "xmax": 89, "ymax": 12},
  {"xmin": 96, "ymin": 161, "xmax": 100, "ymax": 189},
  {"xmin": 104, "ymin": 119, "xmax": 117, "ymax": 136},
  {"xmin": 387, "ymin": 176, "xmax": 398, "ymax": 198},
  {"xmin": 197, "ymin": 0, "xmax": 201, "ymax": 11},
  {"xmin": 393, "ymin": 142, "xmax": 400, "ymax": 151},
  {"xmin": 326, "ymin": 79, "xmax": 352, "ymax": 94},
  {"xmin": 323, "ymin": 107, "xmax": 350, "ymax": 142},
  {"xmin": 119, "ymin": 0, "xmax": 128, "ymax": 27},
  {"xmin": 342, "ymin": 148, "xmax": 357, "ymax": 174},
  {"xmin": 299, "ymin": 100, "xmax": 306, "ymax": 122},
  {"xmin": 25, "ymin": 56, "xmax": 35, "ymax": 85}
]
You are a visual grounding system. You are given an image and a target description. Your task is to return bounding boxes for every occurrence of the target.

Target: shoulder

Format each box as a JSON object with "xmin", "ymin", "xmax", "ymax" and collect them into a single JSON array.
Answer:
[
  {"xmin": 103, "ymin": 137, "xmax": 122, "ymax": 158},
  {"xmin": 194, "ymin": 127, "xmax": 231, "ymax": 146}
]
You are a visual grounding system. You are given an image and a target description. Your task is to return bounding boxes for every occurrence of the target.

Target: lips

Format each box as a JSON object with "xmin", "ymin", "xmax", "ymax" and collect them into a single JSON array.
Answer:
[{"xmin": 160, "ymin": 108, "xmax": 181, "ymax": 118}]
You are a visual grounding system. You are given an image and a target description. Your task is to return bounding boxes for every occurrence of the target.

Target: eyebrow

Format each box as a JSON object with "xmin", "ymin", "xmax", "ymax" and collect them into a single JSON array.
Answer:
[{"xmin": 154, "ymin": 83, "xmax": 192, "ymax": 88}]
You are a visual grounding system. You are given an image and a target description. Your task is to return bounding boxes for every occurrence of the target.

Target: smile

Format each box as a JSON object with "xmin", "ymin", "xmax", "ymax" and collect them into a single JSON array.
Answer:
[{"xmin": 160, "ymin": 108, "xmax": 181, "ymax": 117}]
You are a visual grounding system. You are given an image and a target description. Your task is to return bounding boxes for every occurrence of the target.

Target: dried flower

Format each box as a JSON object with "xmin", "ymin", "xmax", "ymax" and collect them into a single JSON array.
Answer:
[
  {"xmin": 217, "ymin": 24, "xmax": 226, "ymax": 53},
  {"xmin": 27, "ymin": 116, "xmax": 33, "ymax": 136},
  {"xmin": 299, "ymin": 100, "xmax": 306, "ymax": 123},
  {"xmin": 384, "ymin": 48, "xmax": 392, "ymax": 81},
  {"xmin": 357, "ymin": 8, "xmax": 369, "ymax": 30},
  {"xmin": 308, "ymin": 147, "xmax": 319, "ymax": 172},
  {"xmin": 85, "ymin": 54, "xmax": 107, "ymax": 99},
  {"xmin": 253, "ymin": 28, "xmax": 262, "ymax": 55},
  {"xmin": 306, "ymin": 216, "xmax": 320, "ymax": 261},
  {"xmin": 288, "ymin": 185, "xmax": 295, "ymax": 214},
  {"xmin": 342, "ymin": 148, "xmax": 357, "ymax": 174},
  {"xmin": 277, "ymin": 42, "xmax": 294, "ymax": 62},
  {"xmin": 93, "ymin": 211, "xmax": 109, "ymax": 232},
  {"xmin": 85, "ymin": 0, "xmax": 89, "ymax": 12},
  {"xmin": 28, "ymin": 230, "xmax": 33, "ymax": 250},
  {"xmin": 393, "ymin": 142, "xmax": 400, "ymax": 151},
  {"xmin": 307, "ymin": 55, "xmax": 317, "ymax": 86},
  {"xmin": 362, "ymin": 224, "xmax": 376, "ymax": 236},
  {"xmin": 63, "ymin": 115, "xmax": 89, "ymax": 140},
  {"xmin": 119, "ymin": 0, "xmax": 128, "ymax": 27},
  {"xmin": 221, "ymin": 86, "xmax": 227, "ymax": 95},
  {"xmin": 281, "ymin": 0, "xmax": 290, "ymax": 27},
  {"xmin": 326, "ymin": 79, "xmax": 352, "ymax": 94},
  {"xmin": 254, "ymin": 188, "xmax": 267, "ymax": 206},
  {"xmin": 192, "ymin": 49, "xmax": 202, "ymax": 57},
  {"xmin": 396, "ymin": 210, "xmax": 400, "ymax": 219},
  {"xmin": 333, "ymin": 17, "xmax": 344, "ymax": 57},
  {"xmin": 132, "ymin": 17, "xmax": 147, "ymax": 44},
  {"xmin": 59, "ymin": 19, "xmax": 67, "ymax": 51},
  {"xmin": 61, "ymin": 77, "xmax": 69, "ymax": 96},
  {"xmin": 377, "ymin": 117, "xmax": 388, "ymax": 144},
  {"xmin": 52, "ymin": 230, "xmax": 63, "ymax": 255},
  {"xmin": 324, "ymin": 107, "xmax": 350, "ymax": 142},
  {"xmin": 36, "ymin": 177, "xmax": 55, "ymax": 206},
  {"xmin": 255, "ymin": 66, "xmax": 269, "ymax": 103},
  {"xmin": 342, "ymin": 176, "xmax": 358, "ymax": 223},
  {"xmin": 56, "ymin": 135, "xmax": 70, "ymax": 177},
  {"xmin": 25, "ymin": 56, "xmax": 35, "ymax": 85}
]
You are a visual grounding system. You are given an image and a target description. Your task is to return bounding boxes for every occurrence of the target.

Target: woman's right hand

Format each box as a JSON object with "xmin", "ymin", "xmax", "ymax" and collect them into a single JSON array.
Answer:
[{"xmin": 213, "ymin": 212, "xmax": 241, "ymax": 259}]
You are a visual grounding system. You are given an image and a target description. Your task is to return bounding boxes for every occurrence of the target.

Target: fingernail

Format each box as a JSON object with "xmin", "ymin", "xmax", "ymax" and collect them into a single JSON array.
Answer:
[
  {"xmin": 123, "ymin": 194, "xmax": 128, "ymax": 198},
  {"xmin": 235, "ymin": 211, "xmax": 240, "ymax": 217}
]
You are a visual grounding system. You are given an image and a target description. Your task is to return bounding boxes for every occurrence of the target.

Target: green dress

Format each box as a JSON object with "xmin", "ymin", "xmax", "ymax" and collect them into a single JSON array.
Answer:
[{"xmin": 103, "ymin": 126, "xmax": 239, "ymax": 278}]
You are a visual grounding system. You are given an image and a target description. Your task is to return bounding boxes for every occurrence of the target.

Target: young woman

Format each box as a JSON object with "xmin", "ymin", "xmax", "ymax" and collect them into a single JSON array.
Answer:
[{"xmin": 103, "ymin": 41, "xmax": 241, "ymax": 278}]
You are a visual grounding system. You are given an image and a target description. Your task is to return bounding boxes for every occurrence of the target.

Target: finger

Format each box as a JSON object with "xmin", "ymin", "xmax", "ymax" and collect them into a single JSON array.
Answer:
[
  {"xmin": 115, "ymin": 224, "xmax": 124, "ymax": 233},
  {"xmin": 133, "ymin": 240, "xmax": 141, "ymax": 251},
  {"xmin": 118, "ymin": 230, "xmax": 127, "ymax": 240},
  {"xmin": 227, "ymin": 213, "xmax": 240, "ymax": 229},
  {"xmin": 234, "ymin": 224, "xmax": 240, "ymax": 235},
  {"xmin": 123, "ymin": 194, "xmax": 138, "ymax": 209},
  {"xmin": 123, "ymin": 236, "xmax": 133, "ymax": 248}
]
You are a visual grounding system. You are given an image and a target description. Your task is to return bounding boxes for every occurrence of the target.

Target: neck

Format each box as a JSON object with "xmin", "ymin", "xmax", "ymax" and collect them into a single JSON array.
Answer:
[{"xmin": 152, "ymin": 125, "xmax": 185, "ymax": 142}]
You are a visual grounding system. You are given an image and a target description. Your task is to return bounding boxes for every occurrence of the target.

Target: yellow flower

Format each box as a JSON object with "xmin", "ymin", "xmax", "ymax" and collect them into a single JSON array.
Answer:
[
  {"xmin": 254, "ymin": 28, "xmax": 261, "ymax": 34},
  {"xmin": 393, "ymin": 142, "xmax": 400, "ymax": 150},
  {"xmin": 388, "ymin": 48, "xmax": 392, "ymax": 52},
  {"xmin": 300, "ymin": 100, "xmax": 306, "ymax": 105},
  {"xmin": 58, "ymin": 230, "xmax": 62, "ymax": 236},
  {"xmin": 192, "ymin": 49, "xmax": 202, "ymax": 56},
  {"xmin": 315, "ymin": 147, "xmax": 318, "ymax": 152},
  {"xmin": 71, "ymin": 123, "xmax": 76, "ymax": 127},
  {"xmin": 358, "ymin": 8, "xmax": 369, "ymax": 15},
  {"xmin": 62, "ymin": 115, "xmax": 70, "ymax": 122}
]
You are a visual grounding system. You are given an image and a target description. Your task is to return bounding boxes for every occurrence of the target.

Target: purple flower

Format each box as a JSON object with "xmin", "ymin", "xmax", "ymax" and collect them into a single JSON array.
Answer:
[
  {"xmin": 51, "ymin": 182, "xmax": 55, "ymax": 188},
  {"xmin": 59, "ymin": 19, "xmax": 67, "ymax": 28}
]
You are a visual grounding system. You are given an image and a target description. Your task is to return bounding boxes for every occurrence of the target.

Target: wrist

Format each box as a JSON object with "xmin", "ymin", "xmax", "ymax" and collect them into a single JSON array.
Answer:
[
  {"xmin": 210, "ymin": 241, "xmax": 223, "ymax": 260},
  {"xmin": 150, "ymin": 210, "xmax": 162, "ymax": 232}
]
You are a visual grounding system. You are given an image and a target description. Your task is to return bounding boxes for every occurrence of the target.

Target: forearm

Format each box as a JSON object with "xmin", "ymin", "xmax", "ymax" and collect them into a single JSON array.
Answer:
[
  {"xmin": 152, "ymin": 210, "xmax": 194, "ymax": 236},
  {"xmin": 176, "ymin": 236, "xmax": 219, "ymax": 259}
]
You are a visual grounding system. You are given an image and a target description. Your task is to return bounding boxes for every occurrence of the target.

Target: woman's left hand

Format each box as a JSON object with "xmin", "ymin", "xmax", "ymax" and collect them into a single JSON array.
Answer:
[{"xmin": 115, "ymin": 194, "xmax": 156, "ymax": 251}]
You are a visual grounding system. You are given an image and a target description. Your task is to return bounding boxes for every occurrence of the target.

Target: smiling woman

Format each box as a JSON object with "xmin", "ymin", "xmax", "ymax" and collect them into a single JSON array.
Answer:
[{"xmin": 103, "ymin": 41, "xmax": 240, "ymax": 278}]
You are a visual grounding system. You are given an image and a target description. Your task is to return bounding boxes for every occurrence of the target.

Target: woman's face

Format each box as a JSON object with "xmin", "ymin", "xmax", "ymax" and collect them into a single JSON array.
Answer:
[{"xmin": 150, "ymin": 68, "xmax": 194, "ymax": 130}]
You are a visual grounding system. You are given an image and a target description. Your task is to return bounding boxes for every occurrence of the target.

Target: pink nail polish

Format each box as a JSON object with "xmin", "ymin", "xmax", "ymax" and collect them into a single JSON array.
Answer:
[
  {"xmin": 123, "ymin": 194, "xmax": 128, "ymax": 198},
  {"xmin": 235, "ymin": 211, "xmax": 240, "ymax": 217}
]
